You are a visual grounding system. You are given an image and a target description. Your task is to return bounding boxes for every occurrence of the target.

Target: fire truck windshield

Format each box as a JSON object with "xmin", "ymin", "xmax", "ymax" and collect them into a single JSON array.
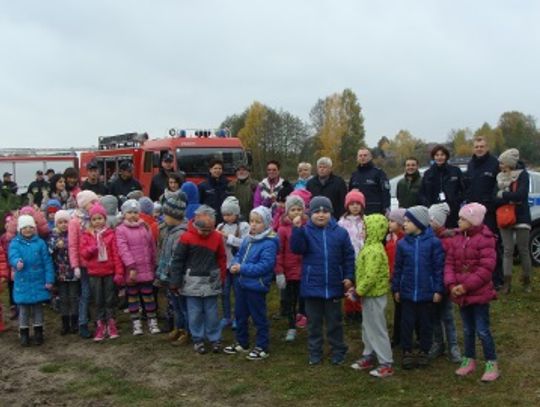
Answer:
[{"xmin": 175, "ymin": 148, "xmax": 246, "ymax": 176}]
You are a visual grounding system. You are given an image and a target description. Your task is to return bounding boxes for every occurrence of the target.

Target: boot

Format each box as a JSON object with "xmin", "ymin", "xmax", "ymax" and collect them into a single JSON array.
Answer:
[
  {"xmin": 34, "ymin": 326, "xmax": 44, "ymax": 346},
  {"xmin": 70, "ymin": 315, "xmax": 79, "ymax": 334},
  {"xmin": 523, "ymin": 276, "xmax": 532, "ymax": 293},
  {"xmin": 61, "ymin": 316, "xmax": 70, "ymax": 336},
  {"xmin": 502, "ymin": 275, "xmax": 512, "ymax": 294},
  {"xmin": 20, "ymin": 328, "xmax": 30, "ymax": 347},
  {"xmin": 79, "ymin": 323, "xmax": 92, "ymax": 339}
]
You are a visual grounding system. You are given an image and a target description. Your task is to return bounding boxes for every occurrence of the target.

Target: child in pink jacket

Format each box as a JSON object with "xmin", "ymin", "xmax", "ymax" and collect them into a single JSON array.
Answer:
[{"xmin": 115, "ymin": 199, "xmax": 158, "ymax": 335}]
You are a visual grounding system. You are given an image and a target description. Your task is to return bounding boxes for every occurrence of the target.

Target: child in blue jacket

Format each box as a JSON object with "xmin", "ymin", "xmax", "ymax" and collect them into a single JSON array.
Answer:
[
  {"xmin": 224, "ymin": 206, "xmax": 279, "ymax": 360},
  {"xmin": 8, "ymin": 215, "xmax": 55, "ymax": 346},
  {"xmin": 290, "ymin": 196, "xmax": 355, "ymax": 366},
  {"xmin": 392, "ymin": 206, "xmax": 444, "ymax": 370}
]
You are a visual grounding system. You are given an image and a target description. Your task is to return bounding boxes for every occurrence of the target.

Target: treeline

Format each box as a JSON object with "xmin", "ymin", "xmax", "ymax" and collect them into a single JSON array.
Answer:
[{"xmin": 220, "ymin": 90, "xmax": 539, "ymax": 179}]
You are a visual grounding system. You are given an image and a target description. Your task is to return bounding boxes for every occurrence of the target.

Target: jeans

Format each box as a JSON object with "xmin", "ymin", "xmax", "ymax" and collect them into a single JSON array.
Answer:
[
  {"xmin": 19, "ymin": 303, "xmax": 44, "ymax": 328},
  {"xmin": 89, "ymin": 275, "xmax": 116, "ymax": 322},
  {"xmin": 186, "ymin": 295, "xmax": 221, "ymax": 343},
  {"xmin": 400, "ymin": 300, "xmax": 433, "ymax": 353},
  {"xmin": 304, "ymin": 297, "xmax": 348, "ymax": 361},
  {"xmin": 167, "ymin": 289, "xmax": 188, "ymax": 331},
  {"xmin": 432, "ymin": 295, "xmax": 458, "ymax": 348},
  {"xmin": 221, "ymin": 270, "xmax": 234, "ymax": 321},
  {"xmin": 460, "ymin": 303, "xmax": 497, "ymax": 361},
  {"xmin": 57, "ymin": 281, "xmax": 80, "ymax": 316},
  {"xmin": 234, "ymin": 281, "xmax": 269, "ymax": 351},
  {"xmin": 78, "ymin": 268, "xmax": 90, "ymax": 325}
]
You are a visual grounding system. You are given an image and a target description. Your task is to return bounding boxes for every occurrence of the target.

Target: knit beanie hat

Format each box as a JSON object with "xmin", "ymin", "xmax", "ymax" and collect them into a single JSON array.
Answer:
[
  {"xmin": 404, "ymin": 205, "xmax": 430, "ymax": 231},
  {"xmin": 54, "ymin": 210, "xmax": 71, "ymax": 224},
  {"xmin": 45, "ymin": 199, "xmax": 62, "ymax": 214},
  {"xmin": 290, "ymin": 188, "xmax": 312, "ymax": 208},
  {"xmin": 285, "ymin": 195, "xmax": 305, "ymax": 214},
  {"xmin": 121, "ymin": 199, "xmax": 141, "ymax": 214},
  {"xmin": 250, "ymin": 206, "xmax": 272, "ymax": 229},
  {"xmin": 89, "ymin": 203, "xmax": 107, "ymax": 219},
  {"xmin": 163, "ymin": 192, "xmax": 187, "ymax": 220},
  {"xmin": 76, "ymin": 190, "xmax": 99, "ymax": 210},
  {"xmin": 18, "ymin": 215, "xmax": 36, "ymax": 231},
  {"xmin": 19, "ymin": 206, "xmax": 36, "ymax": 216},
  {"xmin": 221, "ymin": 196, "xmax": 241, "ymax": 216},
  {"xmin": 428, "ymin": 203, "xmax": 450, "ymax": 227},
  {"xmin": 139, "ymin": 197, "xmax": 154, "ymax": 215},
  {"xmin": 388, "ymin": 208, "xmax": 406, "ymax": 226},
  {"xmin": 100, "ymin": 195, "xmax": 118, "ymax": 216},
  {"xmin": 309, "ymin": 196, "xmax": 333, "ymax": 214},
  {"xmin": 153, "ymin": 202, "xmax": 162, "ymax": 214},
  {"xmin": 126, "ymin": 190, "xmax": 144, "ymax": 200},
  {"xmin": 459, "ymin": 203, "xmax": 486, "ymax": 227},
  {"xmin": 498, "ymin": 148, "xmax": 519, "ymax": 168},
  {"xmin": 345, "ymin": 190, "xmax": 366, "ymax": 210}
]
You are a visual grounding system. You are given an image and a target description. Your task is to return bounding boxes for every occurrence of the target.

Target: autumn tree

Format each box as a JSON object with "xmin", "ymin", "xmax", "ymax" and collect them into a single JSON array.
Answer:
[
  {"xmin": 448, "ymin": 128, "xmax": 473, "ymax": 157},
  {"xmin": 496, "ymin": 111, "xmax": 540, "ymax": 162}
]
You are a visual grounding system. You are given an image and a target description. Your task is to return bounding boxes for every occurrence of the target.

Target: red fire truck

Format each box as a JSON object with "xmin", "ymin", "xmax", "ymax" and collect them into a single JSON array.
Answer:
[{"xmin": 79, "ymin": 129, "xmax": 249, "ymax": 196}]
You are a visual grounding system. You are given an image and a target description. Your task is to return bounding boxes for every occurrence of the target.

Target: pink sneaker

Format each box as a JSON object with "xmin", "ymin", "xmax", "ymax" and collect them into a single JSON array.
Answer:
[
  {"xmin": 295, "ymin": 314, "xmax": 307, "ymax": 329},
  {"xmin": 455, "ymin": 357, "xmax": 476, "ymax": 376},
  {"xmin": 107, "ymin": 319, "xmax": 119, "ymax": 339},
  {"xmin": 481, "ymin": 361, "xmax": 500, "ymax": 382},
  {"xmin": 93, "ymin": 320, "xmax": 106, "ymax": 342}
]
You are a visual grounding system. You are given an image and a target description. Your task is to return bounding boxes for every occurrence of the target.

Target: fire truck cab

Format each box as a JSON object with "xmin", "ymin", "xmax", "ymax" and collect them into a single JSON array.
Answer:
[{"xmin": 79, "ymin": 129, "xmax": 249, "ymax": 196}]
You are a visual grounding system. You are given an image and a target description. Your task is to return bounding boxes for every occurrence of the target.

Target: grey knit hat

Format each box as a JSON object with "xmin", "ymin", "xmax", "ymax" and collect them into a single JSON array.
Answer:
[
  {"xmin": 139, "ymin": 197, "xmax": 154, "ymax": 215},
  {"xmin": 309, "ymin": 196, "xmax": 333, "ymax": 214},
  {"xmin": 162, "ymin": 192, "xmax": 187, "ymax": 220},
  {"xmin": 285, "ymin": 195, "xmax": 305, "ymax": 214},
  {"xmin": 250, "ymin": 206, "xmax": 272, "ymax": 229},
  {"xmin": 388, "ymin": 208, "xmax": 406, "ymax": 226},
  {"xmin": 121, "ymin": 199, "xmax": 141, "ymax": 214},
  {"xmin": 428, "ymin": 203, "xmax": 450, "ymax": 227},
  {"xmin": 100, "ymin": 195, "xmax": 118, "ymax": 216},
  {"xmin": 221, "ymin": 196, "xmax": 240, "ymax": 216},
  {"xmin": 405, "ymin": 205, "xmax": 430, "ymax": 231},
  {"xmin": 498, "ymin": 148, "xmax": 519, "ymax": 168},
  {"xmin": 126, "ymin": 190, "xmax": 144, "ymax": 200}
]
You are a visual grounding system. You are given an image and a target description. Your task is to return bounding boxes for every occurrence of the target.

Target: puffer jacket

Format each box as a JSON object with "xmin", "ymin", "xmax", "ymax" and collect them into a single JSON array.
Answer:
[
  {"xmin": 290, "ymin": 219, "xmax": 355, "ymax": 299},
  {"xmin": 392, "ymin": 228, "xmax": 445, "ymax": 302},
  {"xmin": 0, "ymin": 243, "xmax": 8, "ymax": 280},
  {"xmin": 68, "ymin": 210, "xmax": 90, "ymax": 269},
  {"xmin": 170, "ymin": 221, "xmax": 226, "ymax": 297},
  {"xmin": 338, "ymin": 214, "xmax": 365, "ymax": 256},
  {"xmin": 385, "ymin": 230, "xmax": 404, "ymax": 279},
  {"xmin": 156, "ymin": 221, "xmax": 188, "ymax": 283},
  {"xmin": 444, "ymin": 224, "xmax": 497, "ymax": 306},
  {"xmin": 8, "ymin": 234, "xmax": 54, "ymax": 304},
  {"xmin": 275, "ymin": 215, "xmax": 306, "ymax": 281},
  {"xmin": 116, "ymin": 220, "xmax": 156, "ymax": 284},
  {"xmin": 233, "ymin": 230, "xmax": 279, "ymax": 293},
  {"xmin": 48, "ymin": 228, "xmax": 77, "ymax": 282},
  {"xmin": 355, "ymin": 214, "xmax": 390, "ymax": 297},
  {"xmin": 79, "ymin": 227, "xmax": 123, "ymax": 278}
]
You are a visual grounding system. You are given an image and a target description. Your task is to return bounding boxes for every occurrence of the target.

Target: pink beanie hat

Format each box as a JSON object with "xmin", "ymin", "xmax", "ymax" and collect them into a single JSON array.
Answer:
[
  {"xmin": 20, "ymin": 206, "xmax": 36, "ymax": 216},
  {"xmin": 459, "ymin": 203, "xmax": 486, "ymax": 226},
  {"xmin": 76, "ymin": 190, "xmax": 99, "ymax": 209},
  {"xmin": 290, "ymin": 188, "xmax": 312, "ymax": 207},
  {"xmin": 89, "ymin": 203, "xmax": 107, "ymax": 219},
  {"xmin": 345, "ymin": 190, "xmax": 366, "ymax": 210}
]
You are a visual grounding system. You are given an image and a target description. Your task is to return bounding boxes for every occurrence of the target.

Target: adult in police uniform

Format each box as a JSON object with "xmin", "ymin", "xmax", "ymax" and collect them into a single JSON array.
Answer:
[
  {"xmin": 149, "ymin": 153, "xmax": 175, "ymax": 202},
  {"xmin": 81, "ymin": 161, "xmax": 108, "ymax": 196},
  {"xmin": 108, "ymin": 161, "xmax": 143, "ymax": 204},
  {"xmin": 348, "ymin": 148, "xmax": 391, "ymax": 215}
]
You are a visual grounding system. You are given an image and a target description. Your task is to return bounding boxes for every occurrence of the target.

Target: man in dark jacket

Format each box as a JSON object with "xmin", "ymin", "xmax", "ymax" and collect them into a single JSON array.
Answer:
[
  {"xmin": 396, "ymin": 157, "xmax": 422, "ymax": 209},
  {"xmin": 198, "ymin": 159, "xmax": 229, "ymax": 223},
  {"xmin": 27, "ymin": 170, "xmax": 49, "ymax": 207},
  {"xmin": 306, "ymin": 157, "xmax": 348, "ymax": 219},
  {"xmin": 81, "ymin": 161, "xmax": 108, "ymax": 196},
  {"xmin": 108, "ymin": 161, "xmax": 143, "ymax": 204},
  {"xmin": 349, "ymin": 148, "xmax": 391, "ymax": 215},
  {"xmin": 150, "ymin": 153, "xmax": 175, "ymax": 202},
  {"xmin": 228, "ymin": 164, "xmax": 258, "ymax": 221},
  {"xmin": 2, "ymin": 172, "xmax": 18, "ymax": 195}
]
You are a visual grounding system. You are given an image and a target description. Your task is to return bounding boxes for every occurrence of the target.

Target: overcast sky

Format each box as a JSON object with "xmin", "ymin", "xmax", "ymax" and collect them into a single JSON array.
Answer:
[{"xmin": 1, "ymin": 0, "xmax": 539, "ymax": 149}]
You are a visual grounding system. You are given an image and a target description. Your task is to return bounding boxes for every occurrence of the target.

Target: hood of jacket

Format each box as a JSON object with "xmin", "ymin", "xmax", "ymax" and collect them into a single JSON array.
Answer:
[
  {"xmin": 364, "ymin": 214, "xmax": 388, "ymax": 244},
  {"xmin": 180, "ymin": 182, "xmax": 200, "ymax": 204}
]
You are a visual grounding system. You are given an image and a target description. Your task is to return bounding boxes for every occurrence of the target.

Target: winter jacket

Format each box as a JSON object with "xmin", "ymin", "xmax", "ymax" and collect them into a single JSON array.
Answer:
[
  {"xmin": 217, "ymin": 221, "xmax": 250, "ymax": 268},
  {"xmin": 355, "ymin": 214, "xmax": 390, "ymax": 297},
  {"xmin": 68, "ymin": 210, "xmax": 90, "ymax": 269},
  {"xmin": 48, "ymin": 229, "xmax": 77, "ymax": 282},
  {"xmin": 150, "ymin": 168, "xmax": 170, "ymax": 202},
  {"xmin": 420, "ymin": 163, "xmax": 464, "ymax": 228},
  {"xmin": 385, "ymin": 230, "xmax": 404, "ymax": 279},
  {"xmin": 108, "ymin": 176, "xmax": 143, "ymax": 201},
  {"xmin": 156, "ymin": 221, "xmax": 188, "ymax": 283},
  {"xmin": 170, "ymin": 221, "xmax": 227, "ymax": 297},
  {"xmin": 198, "ymin": 174, "xmax": 230, "ymax": 222},
  {"xmin": 115, "ymin": 220, "xmax": 156, "ymax": 284},
  {"xmin": 8, "ymin": 234, "xmax": 55, "ymax": 304},
  {"xmin": 253, "ymin": 177, "xmax": 286, "ymax": 208},
  {"xmin": 444, "ymin": 224, "xmax": 497, "ymax": 306},
  {"xmin": 0, "ymin": 243, "xmax": 8, "ymax": 280},
  {"xmin": 290, "ymin": 219, "xmax": 355, "ymax": 299},
  {"xmin": 348, "ymin": 162, "xmax": 391, "ymax": 215},
  {"xmin": 180, "ymin": 182, "xmax": 201, "ymax": 221},
  {"xmin": 233, "ymin": 230, "xmax": 279, "ymax": 293},
  {"xmin": 338, "ymin": 214, "xmax": 365, "ymax": 256},
  {"xmin": 494, "ymin": 164, "xmax": 531, "ymax": 227},
  {"xmin": 81, "ymin": 180, "xmax": 108, "ymax": 196},
  {"xmin": 79, "ymin": 227, "xmax": 123, "ymax": 278},
  {"xmin": 396, "ymin": 171, "xmax": 422, "ymax": 209},
  {"xmin": 306, "ymin": 174, "xmax": 348, "ymax": 219},
  {"xmin": 392, "ymin": 228, "xmax": 445, "ymax": 302},
  {"xmin": 228, "ymin": 177, "xmax": 258, "ymax": 221},
  {"xmin": 140, "ymin": 213, "xmax": 159, "ymax": 242},
  {"xmin": 275, "ymin": 215, "xmax": 305, "ymax": 281}
]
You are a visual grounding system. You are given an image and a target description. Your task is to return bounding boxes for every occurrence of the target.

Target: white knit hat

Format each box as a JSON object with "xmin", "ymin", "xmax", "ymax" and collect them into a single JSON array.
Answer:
[{"xmin": 18, "ymin": 215, "xmax": 36, "ymax": 231}]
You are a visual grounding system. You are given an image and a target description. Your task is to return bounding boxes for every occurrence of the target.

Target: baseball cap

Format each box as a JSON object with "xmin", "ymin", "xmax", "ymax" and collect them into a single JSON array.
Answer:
[
  {"xmin": 3, "ymin": 172, "xmax": 12, "ymax": 177},
  {"xmin": 86, "ymin": 161, "xmax": 99, "ymax": 170},
  {"xmin": 36, "ymin": 170, "xmax": 44, "ymax": 175},
  {"xmin": 162, "ymin": 153, "xmax": 174, "ymax": 162},
  {"xmin": 119, "ymin": 161, "xmax": 134, "ymax": 171}
]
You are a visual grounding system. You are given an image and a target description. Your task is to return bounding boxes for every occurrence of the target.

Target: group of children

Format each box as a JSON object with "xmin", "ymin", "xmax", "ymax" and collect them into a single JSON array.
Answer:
[{"xmin": 0, "ymin": 185, "xmax": 500, "ymax": 381}]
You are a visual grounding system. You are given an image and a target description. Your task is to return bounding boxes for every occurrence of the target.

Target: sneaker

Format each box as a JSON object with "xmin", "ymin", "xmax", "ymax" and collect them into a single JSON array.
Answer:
[
  {"xmin": 295, "ymin": 314, "xmax": 307, "ymax": 329},
  {"xmin": 417, "ymin": 351, "xmax": 430, "ymax": 368},
  {"xmin": 351, "ymin": 355, "xmax": 376, "ymax": 371},
  {"xmin": 369, "ymin": 365, "xmax": 394, "ymax": 378},
  {"xmin": 285, "ymin": 329, "xmax": 297, "ymax": 342},
  {"xmin": 449, "ymin": 345, "xmax": 462, "ymax": 363},
  {"xmin": 402, "ymin": 352, "xmax": 415, "ymax": 370},
  {"xmin": 223, "ymin": 342, "xmax": 249, "ymax": 355},
  {"xmin": 428, "ymin": 342, "xmax": 444, "ymax": 359},
  {"xmin": 309, "ymin": 356, "xmax": 322, "ymax": 366},
  {"xmin": 93, "ymin": 321, "xmax": 106, "ymax": 342},
  {"xmin": 481, "ymin": 361, "xmax": 500, "ymax": 382},
  {"xmin": 132, "ymin": 319, "xmax": 144, "ymax": 336},
  {"xmin": 194, "ymin": 342, "xmax": 207, "ymax": 354},
  {"xmin": 331, "ymin": 354, "xmax": 346, "ymax": 365},
  {"xmin": 455, "ymin": 357, "xmax": 476, "ymax": 376},
  {"xmin": 212, "ymin": 341, "xmax": 222, "ymax": 354},
  {"xmin": 148, "ymin": 318, "xmax": 161, "ymax": 335},
  {"xmin": 107, "ymin": 319, "xmax": 119, "ymax": 339},
  {"xmin": 246, "ymin": 347, "xmax": 269, "ymax": 360}
]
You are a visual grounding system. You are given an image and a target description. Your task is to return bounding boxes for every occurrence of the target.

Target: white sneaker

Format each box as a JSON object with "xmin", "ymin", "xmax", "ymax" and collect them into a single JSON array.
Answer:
[
  {"xmin": 132, "ymin": 319, "xmax": 144, "ymax": 336},
  {"xmin": 148, "ymin": 318, "xmax": 161, "ymax": 335},
  {"xmin": 285, "ymin": 329, "xmax": 297, "ymax": 342}
]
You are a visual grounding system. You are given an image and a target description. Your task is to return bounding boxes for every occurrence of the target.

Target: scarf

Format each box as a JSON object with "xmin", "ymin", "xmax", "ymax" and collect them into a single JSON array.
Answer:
[
  {"xmin": 246, "ymin": 227, "xmax": 273, "ymax": 243},
  {"xmin": 95, "ymin": 227, "xmax": 109, "ymax": 262},
  {"xmin": 497, "ymin": 169, "xmax": 522, "ymax": 191}
]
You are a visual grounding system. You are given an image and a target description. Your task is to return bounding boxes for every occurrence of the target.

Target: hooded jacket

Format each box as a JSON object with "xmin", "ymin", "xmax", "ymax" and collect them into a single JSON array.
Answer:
[
  {"xmin": 115, "ymin": 220, "xmax": 156, "ymax": 284},
  {"xmin": 79, "ymin": 227, "xmax": 123, "ymax": 278},
  {"xmin": 180, "ymin": 182, "xmax": 201, "ymax": 221},
  {"xmin": 355, "ymin": 214, "xmax": 390, "ymax": 297},
  {"xmin": 156, "ymin": 221, "xmax": 188, "ymax": 283},
  {"xmin": 275, "ymin": 215, "xmax": 306, "ymax": 281},
  {"xmin": 444, "ymin": 224, "xmax": 497, "ymax": 306}
]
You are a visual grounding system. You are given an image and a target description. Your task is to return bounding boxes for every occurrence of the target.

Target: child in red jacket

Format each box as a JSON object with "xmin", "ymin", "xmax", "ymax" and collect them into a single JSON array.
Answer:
[
  {"xmin": 444, "ymin": 203, "xmax": 499, "ymax": 382},
  {"xmin": 80, "ymin": 203, "xmax": 123, "ymax": 342},
  {"xmin": 0, "ymin": 243, "xmax": 8, "ymax": 332}
]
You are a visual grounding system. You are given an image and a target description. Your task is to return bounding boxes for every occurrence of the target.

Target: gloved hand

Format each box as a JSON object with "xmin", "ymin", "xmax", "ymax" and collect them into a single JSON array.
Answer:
[
  {"xmin": 74, "ymin": 267, "xmax": 81, "ymax": 279},
  {"xmin": 276, "ymin": 273, "xmax": 287, "ymax": 290}
]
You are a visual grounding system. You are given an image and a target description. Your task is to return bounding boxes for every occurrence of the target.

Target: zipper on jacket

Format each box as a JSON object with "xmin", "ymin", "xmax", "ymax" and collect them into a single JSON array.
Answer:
[
  {"xmin": 323, "ymin": 228, "xmax": 329, "ymax": 299},
  {"xmin": 414, "ymin": 237, "xmax": 419, "ymax": 302}
]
